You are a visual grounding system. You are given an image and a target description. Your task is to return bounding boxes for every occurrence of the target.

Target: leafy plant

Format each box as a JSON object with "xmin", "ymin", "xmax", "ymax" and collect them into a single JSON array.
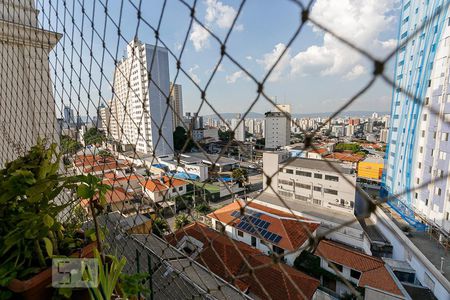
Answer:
[
  {"xmin": 86, "ymin": 250, "xmax": 127, "ymax": 300},
  {"xmin": 98, "ymin": 150, "xmax": 112, "ymax": 161},
  {"xmin": 118, "ymin": 273, "xmax": 150, "ymax": 299},
  {"xmin": 152, "ymin": 218, "xmax": 169, "ymax": 237},
  {"xmin": 194, "ymin": 203, "xmax": 211, "ymax": 214},
  {"xmin": 0, "ymin": 140, "xmax": 82, "ymax": 287},
  {"xmin": 76, "ymin": 173, "xmax": 111, "ymax": 262},
  {"xmin": 83, "ymin": 127, "xmax": 106, "ymax": 146},
  {"xmin": 60, "ymin": 135, "xmax": 82, "ymax": 155},
  {"xmin": 175, "ymin": 214, "xmax": 191, "ymax": 230},
  {"xmin": 232, "ymin": 168, "xmax": 248, "ymax": 184}
]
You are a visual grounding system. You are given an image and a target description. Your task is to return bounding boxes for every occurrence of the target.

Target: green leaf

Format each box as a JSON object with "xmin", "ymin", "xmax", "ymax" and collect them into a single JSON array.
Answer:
[
  {"xmin": 43, "ymin": 214, "xmax": 54, "ymax": 227},
  {"xmin": 43, "ymin": 237, "xmax": 53, "ymax": 258},
  {"xmin": 58, "ymin": 288, "xmax": 72, "ymax": 298},
  {"xmin": 77, "ymin": 184, "xmax": 94, "ymax": 199}
]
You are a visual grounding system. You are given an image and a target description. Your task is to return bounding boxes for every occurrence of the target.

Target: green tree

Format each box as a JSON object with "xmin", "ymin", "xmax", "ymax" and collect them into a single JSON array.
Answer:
[
  {"xmin": 152, "ymin": 218, "xmax": 169, "ymax": 237},
  {"xmin": 98, "ymin": 149, "xmax": 112, "ymax": 161},
  {"xmin": 194, "ymin": 203, "xmax": 211, "ymax": 214},
  {"xmin": 60, "ymin": 135, "xmax": 82, "ymax": 154},
  {"xmin": 335, "ymin": 143, "xmax": 360, "ymax": 153},
  {"xmin": 173, "ymin": 126, "xmax": 195, "ymax": 151},
  {"xmin": 219, "ymin": 129, "xmax": 234, "ymax": 142},
  {"xmin": 232, "ymin": 168, "xmax": 248, "ymax": 184},
  {"xmin": 174, "ymin": 214, "xmax": 191, "ymax": 230},
  {"xmin": 84, "ymin": 127, "xmax": 106, "ymax": 146}
]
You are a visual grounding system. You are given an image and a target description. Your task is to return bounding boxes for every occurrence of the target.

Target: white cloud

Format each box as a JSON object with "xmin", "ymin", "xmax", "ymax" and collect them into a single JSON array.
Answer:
[
  {"xmin": 188, "ymin": 65, "xmax": 201, "ymax": 84},
  {"xmin": 225, "ymin": 70, "xmax": 247, "ymax": 83},
  {"xmin": 290, "ymin": 0, "xmax": 397, "ymax": 79},
  {"xmin": 205, "ymin": 0, "xmax": 242, "ymax": 30},
  {"xmin": 189, "ymin": 23, "xmax": 210, "ymax": 51},
  {"xmin": 257, "ymin": 43, "xmax": 291, "ymax": 82},
  {"xmin": 344, "ymin": 64, "xmax": 367, "ymax": 80},
  {"xmin": 190, "ymin": 0, "xmax": 243, "ymax": 51},
  {"xmin": 234, "ymin": 24, "xmax": 244, "ymax": 32},
  {"xmin": 217, "ymin": 63, "xmax": 224, "ymax": 72},
  {"xmin": 245, "ymin": 55, "xmax": 252, "ymax": 60}
]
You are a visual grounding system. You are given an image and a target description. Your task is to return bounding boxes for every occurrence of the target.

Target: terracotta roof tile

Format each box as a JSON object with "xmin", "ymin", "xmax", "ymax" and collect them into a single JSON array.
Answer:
[
  {"xmin": 315, "ymin": 240, "xmax": 402, "ymax": 295},
  {"xmin": 167, "ymin": 223, "xmax": 319, "ymax": 300},
  {"xmin": 207, "ymin": 201, "xmax": 319, "ymax": 251},
  {"xmin": 141, "ymin": 176, "xmax": 188, "ymax": 192},
  {"xmin": 324, "ymin": 152, "xmax": 364, "ymax": 163}
]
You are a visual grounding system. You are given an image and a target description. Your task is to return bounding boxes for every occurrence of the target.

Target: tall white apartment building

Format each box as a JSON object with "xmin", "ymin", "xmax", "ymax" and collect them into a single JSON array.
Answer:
[
  {"xmin": 264, "ymin": 111, "xmax": 290, "ymax": 149},
  {"xmin": 111, "ymin": 39, "xmax": 173, "ymax": 156},
  {"xmin": 384, "ymin": 0, "xmax": 450, "ymax": 234},
  {"xmin": 231, "ymin": 114, "xmax": 245, "ymax": 142},
  {"xmin": 169, "ymin": 82, "xmax": 183, "ymax": 131},
  {"xmin": 0, "ymin": 0, "xmax": 61, "ymax": 166},
  {"xmin": 262, "ymin": 151, "xmax": 356, "ymax": 213},
  {"xmin": 98, "ymin": 103, "xmax": 110, "ymax": 133}
]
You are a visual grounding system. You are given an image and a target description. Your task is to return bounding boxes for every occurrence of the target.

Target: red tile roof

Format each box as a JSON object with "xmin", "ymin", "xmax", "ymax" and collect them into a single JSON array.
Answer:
[
  {"xmin": 80, "ymin": 187, "xmax": 134, "ymax": 207},
  {"xmin": 102, "ymin": 173, "xmax": 144, "ymax": 186},
  {"xmin": 207, "ymin": 200, "xmax": 319, "ymax": 251},
  {"xmin": 167, "ymin": 223, "xmax": 320, "ymax": 300},
  {"xmin": 315, "ymin": 240, "xmax": 402, "ymax": 296},
  {"xmin": 324, "ymin": 152, "xmax": 364, "ymax": 163},
  {"xmin": 141, "ymin": 176, "xmax": 188, "ymax": 192},
  {"xmin": 74, "ymin": 155, "xmax": 127, "ymax": 174},
  {"xmin": 309, "ymin": 148, "xmax": 328, "ymax": 154}
]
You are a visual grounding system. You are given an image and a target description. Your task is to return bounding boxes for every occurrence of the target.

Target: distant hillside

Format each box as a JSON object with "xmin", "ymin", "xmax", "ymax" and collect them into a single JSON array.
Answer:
[{"xmin": 203, "ymin": 111, "xmax": 390, "ymax": 119}]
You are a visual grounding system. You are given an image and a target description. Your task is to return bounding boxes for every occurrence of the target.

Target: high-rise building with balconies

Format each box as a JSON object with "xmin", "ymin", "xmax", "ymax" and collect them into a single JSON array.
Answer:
[
  {"xmin": 383, "ymin": 0, "xmax": 450, "ymax": 234},
  {"xmin": 111, "ymin": 39, "xmax": 173, "ymax": 156}
]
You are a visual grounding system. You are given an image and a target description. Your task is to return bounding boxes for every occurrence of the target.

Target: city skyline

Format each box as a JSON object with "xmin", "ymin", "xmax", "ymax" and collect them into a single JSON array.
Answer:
[{"xmin": 43, "ymin": 0, "xmax": 401, "ymax": 119}]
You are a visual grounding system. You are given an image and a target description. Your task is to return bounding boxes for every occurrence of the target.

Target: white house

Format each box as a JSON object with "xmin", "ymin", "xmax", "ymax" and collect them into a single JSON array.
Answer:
[
  {"xmin": 207, "ymin": 199, "xmax": 320, "ymax": 266},
  {"xmin": 141, "ymin": 176, "xmax": 189, "ymax": 203}
]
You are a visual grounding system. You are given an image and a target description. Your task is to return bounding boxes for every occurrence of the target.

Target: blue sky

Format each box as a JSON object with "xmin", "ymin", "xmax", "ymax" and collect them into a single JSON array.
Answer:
[{"xmin": 37, "ymin": 0, "xmax": 400, "ymax": 118}]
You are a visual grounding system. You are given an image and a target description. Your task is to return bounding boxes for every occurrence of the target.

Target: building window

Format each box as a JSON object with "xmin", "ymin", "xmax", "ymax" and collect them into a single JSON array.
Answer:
[
  {"xmin": 442, "ymin": 133, "xmax": 449, "ymax": 141},
  {"xmin": 313, "ymin": 186, "xmax": 322, "ymax": 192},
  {"xmin": 439, "ymin": 151, "xmax": 447, "ymax": 160},
  {"xmin": 446, "ymin": 212, "xmax": 449, "ymax": 221},
  {"xmin": 295, "ymin": 195, "xmax": 308, "ymax": 201},
  {"xmin": 421, "ymin": 130, "xmax": 425, "ymax": 137},
  {"xmin": 325, "ymin": 175, "xmax": 339, "ymax": 182},
  {"xmin": 296, "ymin": 170, "xmax": 312, "ymax": 177},
  {"xmin": 350, "ymin": 269, "xmax": 361, "ymax": 280},
  {"xmin": 179, "ymin": 186, "xmax": 183, "ymax": 191},
  {"xmin": 285, "ymin": 169, "xmax": 294, "ymax": 174},
  {"xmin": 237, "ymin": 230, "xmax": 244, "ymax": 237},
  {"xmin": 295, "ymin": 182, "xmax": 311, "ymax": 190},
  {"xmin": 313, "ymin": 199, "xmax": 322, "ymax": 205},
  {"xmin": 423, "ymin": 114, "xmax": 427, "ymax": 121},
  {"xmin": 445, "ymin": 114, "xmax": 450, "ymax": 122},
  {"xmin": 272, "ymin": 245, "xmax": 284, "ymax": 255},
  {"xmin": 436, "ymin": 187, "xmax": 442, "ymax": 196},
  {"xmin": 324, "ymin": 188, "xmax": 338, "ymax": 195},
  {"xmin": 328, "ymin": 262, "xmax": 343, "ymax": 272},
  {"xmin": 314, "ymin": 173, "xmax": 323, "ymax": 179}
]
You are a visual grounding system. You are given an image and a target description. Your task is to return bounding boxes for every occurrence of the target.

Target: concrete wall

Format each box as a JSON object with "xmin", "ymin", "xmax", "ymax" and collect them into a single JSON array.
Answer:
[
  {"xmin": 0, "ymin": 2, "xmax": 61, "ymax": 167},
  {"xmin": 370, "ymin": 207, "xmax": 450, "ymax": 300}
]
